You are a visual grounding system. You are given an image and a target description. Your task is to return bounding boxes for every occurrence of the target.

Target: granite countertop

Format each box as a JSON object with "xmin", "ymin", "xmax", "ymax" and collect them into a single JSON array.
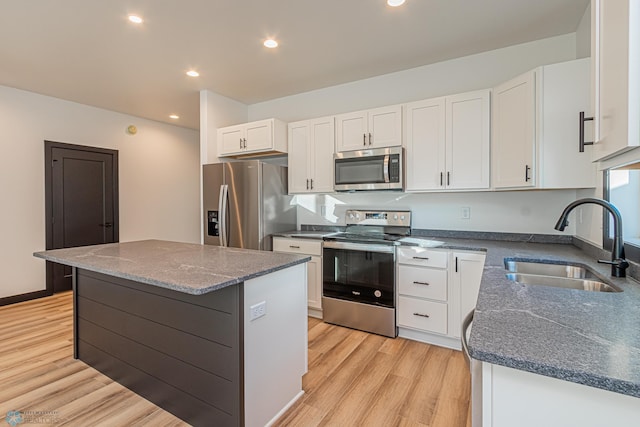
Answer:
[
  {"xmin": 34, "ymin": 240, "xmax": 310, "ymax": 295},
  {"xmin": 273, "ymin": 230, "xmax": 337, "ymax": 239},
  {"xmin": 434, "ymin": 237, "xmax": 640, "ymax": 399}
]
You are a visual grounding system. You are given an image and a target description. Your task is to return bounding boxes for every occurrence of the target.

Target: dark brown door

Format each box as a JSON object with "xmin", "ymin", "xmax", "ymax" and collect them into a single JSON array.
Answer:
[{"xmin": 45, "ymin": 141, "xmax": 119, "ymax": 293}]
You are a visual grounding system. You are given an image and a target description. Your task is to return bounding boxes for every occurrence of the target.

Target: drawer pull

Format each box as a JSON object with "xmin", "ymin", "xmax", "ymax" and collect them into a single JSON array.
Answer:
[
  {"xmin": 289, "ymin": 245, "xmax": 301, "ymax": 249},
  {"xmin": 413, "ymin": 256, "xmax": 430, "ymax": 260},
  {"xmin": 413, "ymin": 281, "xmax": 430, "ymax": 286},
  {"xmin": 413, "ymin": 312, "xmax": 430, "ymax": 318}
]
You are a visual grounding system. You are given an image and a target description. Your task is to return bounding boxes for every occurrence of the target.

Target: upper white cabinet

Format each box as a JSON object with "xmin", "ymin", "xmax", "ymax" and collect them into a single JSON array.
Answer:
[
  {"xmin": 335, "ymin": 105, "xmax": 402, "ymax": 152},
  {"xmin": 405, "ymin": 90, "xmax": 490, "ymax": 191},
  {"xmin": 591, "ymin": 0, "xmax": 640, "ymax": 161},
  {"xmin": 218, "ymin": 118, "xmax": 287, "ymax": 157},
  {"xmin": 288, "ymin": 117, "xmax": 335, "ymax": 194},
  {"xmin": 492, "ymin": 58, "xmax": 596, "ymax": 189}
]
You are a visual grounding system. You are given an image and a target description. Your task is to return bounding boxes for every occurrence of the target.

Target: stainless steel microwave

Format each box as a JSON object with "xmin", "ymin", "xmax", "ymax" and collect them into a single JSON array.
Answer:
[{"xmin": 334, "ymin": 147, "xmax": 403, "ymax": 191}]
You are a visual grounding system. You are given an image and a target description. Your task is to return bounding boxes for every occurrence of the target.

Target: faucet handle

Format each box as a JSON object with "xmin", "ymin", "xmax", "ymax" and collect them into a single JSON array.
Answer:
[{"xmin": 598, "ymin": 259, "xmax": 630, "ymax": 269}]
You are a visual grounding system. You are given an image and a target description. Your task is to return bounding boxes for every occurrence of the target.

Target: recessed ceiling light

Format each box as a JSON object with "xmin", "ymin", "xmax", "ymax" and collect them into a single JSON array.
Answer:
[
  {"xmin": 169, "ymin": 114, "xmax": 179, "ymax": 120},
  {"xmin": 263, "ymin": 39, "xmax": 278, "ymax": 49},
  {"xmin": 186, "ymin": 70, "xmax": 200, "ymax": 77},
  {"xmin": 128, "ymin": 15, "xmax": 143, "ymax": 24},
  {"xmin": 387, "ymin": 0, "xmax": 406, "ymax": 6}
]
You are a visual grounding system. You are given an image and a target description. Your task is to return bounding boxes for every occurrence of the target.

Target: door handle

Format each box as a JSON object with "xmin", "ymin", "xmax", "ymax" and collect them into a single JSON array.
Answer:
[
  {"xmin": 579, "ymin": 111, "xmax": 594, "ymax": 152},
  {"xmin": 99, "ymin": 223, "xmax": 113, "ymax": 228},
  {"xmin": 383, "ymin": 155, "xmax": 390, "ymax": 183},
  {"xmin": 218, "ymin": 184, "xmax": 229, "ymax": 247}
]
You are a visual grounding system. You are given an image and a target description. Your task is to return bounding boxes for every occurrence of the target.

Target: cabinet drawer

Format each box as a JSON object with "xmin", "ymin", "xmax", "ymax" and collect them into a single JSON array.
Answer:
[
  {"xmin": 272, "ymin": 238, "xmax": 322, "ymax": 256},
  {"xmin": 398, "ymin": 296, "xmax": 448, "ymax": 335},
  {"xmin": 398, "ymin": 265, "xmax": 447, "ymax": 301},
  {"xmin": 397, "ymin": 247, "xmax": 448, "ymax": 268}
]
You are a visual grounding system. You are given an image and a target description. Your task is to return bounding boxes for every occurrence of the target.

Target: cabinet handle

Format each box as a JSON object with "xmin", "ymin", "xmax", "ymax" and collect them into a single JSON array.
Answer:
[
  {"xmin": 310, "ymin": 178, "xmax": 314, "ymax": 189},
  {"xmin": 368, "ymin": 133, "xmax": 372, "ymax": 145},
  {"xmin": 413, "ymin": 313, "xmax": 430, "ymax": 318},
  {"xmin": 306, "ymin": 179, "xmax": 309, "ymax": 190},
  {"xmin": 579, "ymin": 111, "xmax": 594, "ymax": 152},
  {"xmin": 289, "ymin": 245, "xmax": 301, "ymax": 249},
  {"xmin": 239, "ymin": 138, "xmax": 243, "ymax": 149},
  {"xmin": 413, "ymin": 281, "xmax": 430, "ymax": 286},
  {"xmin": 525, "ymin": 165, "xmax": 531, "ymax": 182},
  {"xmin": 363, "ymin": 133, "xmax": 366, "ymax": 146},
  {"xmin": 455, "ymin": 256, "xmax": 458, "ymax": 273},
  {"xmin": 243, "ymin": 138, "xmax": 247, "ymax": 148},
  {"xmin": 413, "ymin": 256, "xmax": 429, "ymax": 260},
  {"xmin": 447, "ymin": 172, "xmax": 450, "ymax": 186},
  {"xmin": 440, "ymin": 172, "xmax": 443, "ymax": 186}
]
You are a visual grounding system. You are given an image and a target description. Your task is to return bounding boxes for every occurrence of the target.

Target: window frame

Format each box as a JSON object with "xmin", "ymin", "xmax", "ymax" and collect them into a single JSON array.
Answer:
[{"xmin": 603, "ymin": 169, "xmax": 640, "ymax": 263}]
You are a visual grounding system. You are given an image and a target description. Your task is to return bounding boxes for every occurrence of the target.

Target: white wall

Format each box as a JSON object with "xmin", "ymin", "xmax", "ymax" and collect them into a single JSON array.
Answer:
[
  {"xmin": 0, "ymin": 85, "xmax": 200, "ymax": 298},
  {"xmin": 295, "ymin": 190, "xmax": 578, "ymax": 235},
  {"xmin": 248, "ymin": 34, "xmax": 577, "ymax": 123},
  {"xmin": 576, "ymin": 3, "xmax": 592, "ymax": 59},
  {"xmin": 199, "ymin": 90, "xmax": 248, "ymax": 164},
  {"xmin": 245, "ymin": 34, "xmax": 582, "ymax": 235}
]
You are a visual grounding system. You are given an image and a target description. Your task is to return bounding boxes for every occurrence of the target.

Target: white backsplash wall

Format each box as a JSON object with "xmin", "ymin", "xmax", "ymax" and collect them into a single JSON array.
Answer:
[{"xmin": 296, "ymin": 190, "xmax": 580, "ymax": 236}]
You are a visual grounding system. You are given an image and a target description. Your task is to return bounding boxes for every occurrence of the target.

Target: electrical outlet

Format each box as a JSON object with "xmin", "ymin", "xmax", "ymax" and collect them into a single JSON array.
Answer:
[
  {"xmin": 461, "ymin": 207, "xmax": 471, "ymax": 220},
  {"xmin": 250, "ymin": 301, "xmax": 267, "ymax": 321}
]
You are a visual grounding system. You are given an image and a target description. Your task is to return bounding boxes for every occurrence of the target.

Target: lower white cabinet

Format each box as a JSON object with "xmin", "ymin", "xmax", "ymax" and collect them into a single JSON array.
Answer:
[
  {"xmin": 481, "ymin": 363, "xmax": 640, "ymax": 427},
  {"xmin": 397, "ymin": 246, "xmax": 486, "ymax": 349},
  {"xmin": 273, "ymin": 237, "xmax": 323, "ymax": 318}
]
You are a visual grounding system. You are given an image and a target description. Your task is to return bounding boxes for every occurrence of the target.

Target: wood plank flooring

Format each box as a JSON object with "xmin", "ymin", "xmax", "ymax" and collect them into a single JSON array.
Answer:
[{"xmin": 0, "ymin": 292, "xmax": 470, "ymax": 427}]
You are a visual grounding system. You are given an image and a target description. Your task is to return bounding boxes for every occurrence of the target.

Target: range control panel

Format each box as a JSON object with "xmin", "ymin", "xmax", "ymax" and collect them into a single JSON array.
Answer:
[{"xmin": 345, "ymin": 209, "xmax": 411, "ymax": 227}]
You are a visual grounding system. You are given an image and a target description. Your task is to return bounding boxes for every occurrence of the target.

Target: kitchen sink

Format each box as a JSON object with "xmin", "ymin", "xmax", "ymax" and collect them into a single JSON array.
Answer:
[
  {"xmin": 505, "ymin": 273, "xmax": 622, "ymax": 293},
  {"xmin": 505, "ymin": 260, "xmax": 596, "ymax": 279}
]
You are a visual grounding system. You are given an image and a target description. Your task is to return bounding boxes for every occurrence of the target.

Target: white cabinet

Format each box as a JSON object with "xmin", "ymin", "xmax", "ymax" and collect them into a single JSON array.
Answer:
[
  {"xmin": 287, "ymin": 117, "xmax": 335, "ymax": 194},
  {"xmin": 335, "ymin": 105, "xmax": 402, "ymax": 152},
  {"xmin": 591, "ymin": 0, "xmax": 640, "ymax": 161},
  {"xmin": 405, "ymin": 90, "xmax": 490, "ymax": 191},
  {"xmin": 481, "ymin": 363, "xmax": 640, "ymax": 427},
  {"xmin": 492, "ymin": 58, "xmax": 596, "ymax": 189},
  {"xmin": 272, "ymin": 237, "xmax": 323, "ymax": 318},
  {"xmin": 396, "ymin": 246, "xmax": 485, "ymax": 349},
  {"xmin": 218, "ymin": 118, "xmax": 287, "ymax": 157}
]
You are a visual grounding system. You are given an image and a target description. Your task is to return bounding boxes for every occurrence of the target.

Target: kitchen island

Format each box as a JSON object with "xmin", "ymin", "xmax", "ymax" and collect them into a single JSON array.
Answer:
[{"xmin": 34, "ymin": 240, "xmax": 310, "ymax": 427}]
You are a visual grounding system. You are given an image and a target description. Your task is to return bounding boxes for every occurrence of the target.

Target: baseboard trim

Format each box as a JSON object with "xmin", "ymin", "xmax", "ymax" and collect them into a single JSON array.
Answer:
[
  {"xmin": 0, "ymin": 290, "xmax": 52, "ymax": 306},
  {"xmin": 265, "ymin": 390, "xmax": 305, "ymax": 427}
]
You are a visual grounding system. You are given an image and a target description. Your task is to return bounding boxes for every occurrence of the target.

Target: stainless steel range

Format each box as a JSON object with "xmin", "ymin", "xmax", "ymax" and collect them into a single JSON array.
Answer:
[{"xmin": 322, "ymin": 209, "xmax": 411, "ymax": 337}]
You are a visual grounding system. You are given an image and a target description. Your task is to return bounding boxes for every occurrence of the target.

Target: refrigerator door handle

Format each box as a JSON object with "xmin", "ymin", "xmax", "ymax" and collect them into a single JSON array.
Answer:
[{"xmin": 218, "ymin": 184, "xmax": 229, "ymax": 247}]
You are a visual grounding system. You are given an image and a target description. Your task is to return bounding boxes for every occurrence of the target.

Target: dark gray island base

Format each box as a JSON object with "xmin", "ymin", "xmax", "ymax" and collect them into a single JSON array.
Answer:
[{"xmin": 35, "ymin": 240, "xmax": 310, "ymax": 427}]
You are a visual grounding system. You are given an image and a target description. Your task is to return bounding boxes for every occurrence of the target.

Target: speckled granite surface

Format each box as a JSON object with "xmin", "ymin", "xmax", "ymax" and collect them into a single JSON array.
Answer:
[
  {"xmin": 443, "ymin": 238, "xmax": 640, "ymax": 399},
  {"xmin": 34, "ymin": 240, "xmax": 310, "ymax": 295}
]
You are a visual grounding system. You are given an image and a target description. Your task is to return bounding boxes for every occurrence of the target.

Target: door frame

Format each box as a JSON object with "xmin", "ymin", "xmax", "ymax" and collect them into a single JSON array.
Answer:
[{"xmin": 44, "ymin": 140, "xmax": 120, "ymax": 292}]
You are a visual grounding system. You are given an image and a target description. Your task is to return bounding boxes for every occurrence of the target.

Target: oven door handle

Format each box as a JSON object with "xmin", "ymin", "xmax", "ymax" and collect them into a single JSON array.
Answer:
[
  {"xmin": 383, "ymin": 154, "xmax": 390, "ymax": 183},
  {"xmin": 323, "ymin": 240, "xmax": 396, "ymax": 254}
]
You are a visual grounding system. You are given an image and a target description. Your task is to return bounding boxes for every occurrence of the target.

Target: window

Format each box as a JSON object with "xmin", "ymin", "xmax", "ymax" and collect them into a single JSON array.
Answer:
[{"xmin": 604, "ymin": 166, "xmax": 640, "ymax": 262}]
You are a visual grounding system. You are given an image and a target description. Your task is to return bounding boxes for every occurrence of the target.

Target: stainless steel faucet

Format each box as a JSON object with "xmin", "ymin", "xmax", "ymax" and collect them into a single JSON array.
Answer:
[{"xmin": 554, "ymin": 198, "xmax": 629, "ymax": 277}]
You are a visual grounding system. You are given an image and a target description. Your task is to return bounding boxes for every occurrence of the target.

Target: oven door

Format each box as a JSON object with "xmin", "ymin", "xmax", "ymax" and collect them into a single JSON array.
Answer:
[{"xmin": 322, "ymin": 241, "xmax": 395, "ymax": 308}]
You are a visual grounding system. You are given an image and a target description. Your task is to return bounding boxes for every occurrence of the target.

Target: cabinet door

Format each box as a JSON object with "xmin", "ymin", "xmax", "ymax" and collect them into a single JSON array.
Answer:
[
  {"xmin": 404, "ymin": 98, "xmax": 446, "ymax": 191},
  {"xmin": 336, "ymin": 111, "xmax": 368, "ymax": 152},
  {"xmin": 492, "ymin": 71, "xmax": 536, "ymax": 189},
  {"xmin": 310, "ymin": 117, "xmax": 335, "ymax": 193},
  {"xmin": 288, "ymin": 121, "xmax": 311, "ymax": 194},
  {"xmin": 447, "ymin": 90, "xmax": 490, "ymax": 190},
  {"xmin": 592, "ymin": 0, "xmax": 640, "ymax": 161},
  {"xmin": 450, "ymin": 251, "xmax": 486, "ymax": 339},
  {"xmin": 538, "ymin": 59, "xmax": 595, "ymax": 188},
  {"xmin": 307, "ymin": 256, "xmax": 322, "ymax": 310},
  {"xmin": 244, "ymin": 119, "xmax": 273, "ymax": 153},
  {"xmin": 368, "ymin": 105, "xmax": 402, "ymax": 149},
  {"xmin": 218, "ymin": 125, "xmax": 245, "ymax": 156}
]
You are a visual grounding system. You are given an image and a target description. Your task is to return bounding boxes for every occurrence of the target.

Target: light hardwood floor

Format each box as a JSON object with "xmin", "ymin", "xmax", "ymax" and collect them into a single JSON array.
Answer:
[{"xmin": 0, "ymin": 292, "xmax": 470, "ymax": 426}]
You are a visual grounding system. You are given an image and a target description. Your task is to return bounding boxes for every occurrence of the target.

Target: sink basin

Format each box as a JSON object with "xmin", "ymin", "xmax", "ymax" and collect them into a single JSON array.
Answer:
[
  {"xmin": 505, "ymin": 273, "xmax": 622, "ymax": 293},
  {"xmin": 505, "ymin": 260, "xmax": 596, "ymax": 279}
]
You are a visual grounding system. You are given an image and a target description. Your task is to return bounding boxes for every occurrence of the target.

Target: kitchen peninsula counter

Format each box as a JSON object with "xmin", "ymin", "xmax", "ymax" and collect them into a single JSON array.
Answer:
[{"xmin": 34, "ymin": 240, "xmax": 310, "ymax": 427}]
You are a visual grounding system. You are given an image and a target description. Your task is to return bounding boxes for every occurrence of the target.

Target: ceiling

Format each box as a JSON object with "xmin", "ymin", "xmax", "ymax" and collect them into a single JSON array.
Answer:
[{"xmin": 0, "ymin": 0, "xmax": 589, "ymax": 130}]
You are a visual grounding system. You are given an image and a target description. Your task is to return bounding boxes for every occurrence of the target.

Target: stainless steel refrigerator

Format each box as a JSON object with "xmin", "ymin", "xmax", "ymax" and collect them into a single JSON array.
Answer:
[{"xmin": 203, "ymin": 161, "xmax": 297, "ymax": 251}]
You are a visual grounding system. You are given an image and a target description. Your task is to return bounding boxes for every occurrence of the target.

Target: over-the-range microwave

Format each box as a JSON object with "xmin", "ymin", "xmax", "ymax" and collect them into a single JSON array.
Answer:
[{"xmin": 334, "ymin": 146, "xmax": 404, "ymax": 191}]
